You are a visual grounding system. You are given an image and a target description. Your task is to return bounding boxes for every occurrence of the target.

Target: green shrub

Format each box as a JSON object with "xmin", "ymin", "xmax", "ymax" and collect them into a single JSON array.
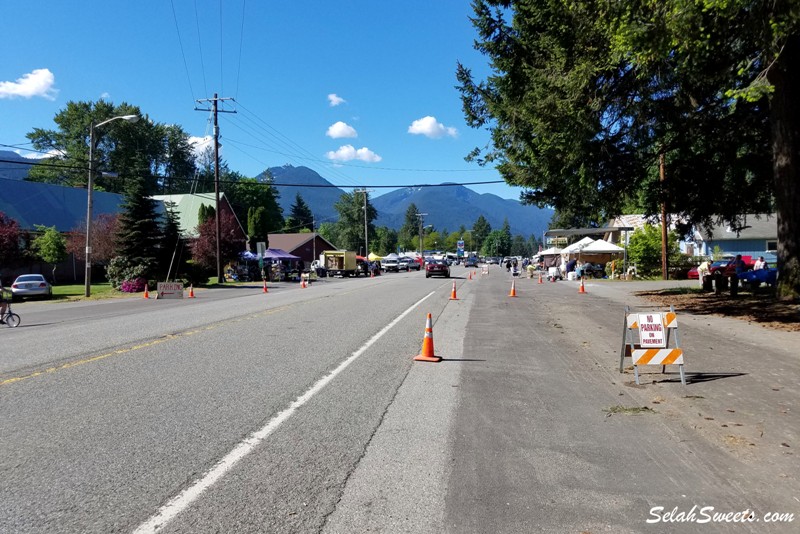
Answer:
[{"xmin": 106, "ymin": 255, "xmax": 153, "ymax": 289}]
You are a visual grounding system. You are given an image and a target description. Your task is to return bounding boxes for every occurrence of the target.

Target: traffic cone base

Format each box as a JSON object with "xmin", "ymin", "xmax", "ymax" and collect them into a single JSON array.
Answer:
[
  {"xmin": 263, "ymin": 280, "xmax": 268, "ymax": 293},
  {"xmin": 449, "ymin": 280, "xmax": 459, "ymax": 300},
  {"xmin": 508, "ymin": 280, "xmax": 517, "ymax": 297},
  {"xmin": 143, "ymin": 284, "xmax": 150, "ymax": 299},
  {"xmin": 188, "ymin": 284, "xmax": 196, "ymax": 298},
  {"xmin": 579, "ymin": 277, "xmax": 587, "ymax": 294},
  {"xmin": 538, "ymin": 272, "xmax": 543, "ymax": 284},
  {"xmin": 414, "ymin": 313, "xmax": 441, "ymax": 362}
]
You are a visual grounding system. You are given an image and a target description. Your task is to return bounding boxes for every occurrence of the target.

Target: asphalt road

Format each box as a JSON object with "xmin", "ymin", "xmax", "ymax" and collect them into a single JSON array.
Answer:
[{"xmin": 1, "ymin": 267, "xmax": 798, "ymax": 533}]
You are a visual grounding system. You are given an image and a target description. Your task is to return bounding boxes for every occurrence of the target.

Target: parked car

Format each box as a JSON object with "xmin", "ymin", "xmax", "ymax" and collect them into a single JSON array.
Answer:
[
  {"xmin": 11, "ymin": 274, "xmax": 52, "ymax": 300},
  {"xmin": 400, "ymin": 257, "xmax": 421, "ymax": 271},
  {"xmin": 383, "ymin": 257, "xmax": 401, "ymax": 272},
  {"xmin": 425, "ymin": 259, "xmax": 450, "ymax": 278}
]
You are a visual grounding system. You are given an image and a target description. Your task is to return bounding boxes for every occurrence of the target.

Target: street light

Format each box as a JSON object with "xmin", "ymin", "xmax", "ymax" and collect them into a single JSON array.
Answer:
[{"xmin": 85, "ymin": 114, "xmax": 139, "ymax": 297}]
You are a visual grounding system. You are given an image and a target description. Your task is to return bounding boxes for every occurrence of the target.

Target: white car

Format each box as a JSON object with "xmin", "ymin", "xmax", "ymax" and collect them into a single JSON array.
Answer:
[
  {"xmin": 11, "ymin": 274, "xmax": 53, "ymax": 300},
  {"xmin": 383, "ymin": 258, "xmax": 400, "ymax": 272}
]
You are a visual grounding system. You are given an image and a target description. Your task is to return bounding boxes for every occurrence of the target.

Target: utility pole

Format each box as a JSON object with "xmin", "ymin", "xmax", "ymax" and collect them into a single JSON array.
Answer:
[
  {"xmin": 660, "ymin": 152, "xmax": 668, "ymax": 280},
  {"xmin": 195, "ymin": 93, "xmax": 235, "ymax": 284},
  {"xmin": 416, "ymin": 213, "xmax": 428, "ymax": 254},
  {"xmin": 353, "ymin": 189, "xmax": 373, "ymax": 258}
]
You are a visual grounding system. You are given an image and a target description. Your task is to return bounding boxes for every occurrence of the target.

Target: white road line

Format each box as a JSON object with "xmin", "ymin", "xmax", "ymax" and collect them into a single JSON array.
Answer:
[{"xmin": 133, "ymin": 291, "xmax": 436, "ymax": 534}]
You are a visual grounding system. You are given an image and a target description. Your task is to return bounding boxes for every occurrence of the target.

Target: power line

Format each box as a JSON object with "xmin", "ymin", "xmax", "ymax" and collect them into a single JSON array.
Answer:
[
  {"xmin": 234, "ymin": 0, "xmax": 247, "ymax": 100},
  {"xmin": 170, "ymin": 0, "xmax": 196, "ymax": 102}
]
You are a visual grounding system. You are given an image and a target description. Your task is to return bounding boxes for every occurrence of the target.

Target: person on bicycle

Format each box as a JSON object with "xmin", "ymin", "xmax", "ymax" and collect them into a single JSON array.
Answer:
[{"xmin": 0, "ymin": 278, "xmax": 8, "ymax": 324}]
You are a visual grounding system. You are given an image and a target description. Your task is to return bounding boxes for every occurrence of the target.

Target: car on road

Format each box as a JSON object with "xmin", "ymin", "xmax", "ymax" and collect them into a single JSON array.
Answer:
[
  {"xmin": 11, "ymin": 274, "xmax": 52, "ymax": 300},
  {"xmin": 464, "ymin": 256, "xmax": 478, "ymax": 268},
  {"xmin": 383, "ymin": 257, "xmax": 401, "ymax": 272},
  {"xmin": 425, "ymin": 259, "xmax": 450, "ymax": 278},
  {"xmin": 400, "ymin": 257, "xmax": 421, "ymax": 271}
]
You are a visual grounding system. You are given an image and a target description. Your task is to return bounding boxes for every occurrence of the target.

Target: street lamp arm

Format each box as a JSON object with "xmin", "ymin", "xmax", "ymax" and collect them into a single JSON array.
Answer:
[
  {"xmin": 84, "ymin": 113, "xmax": 140, "ymax": 298},
  {"xmin": 95, "ymin": 114, "xmax": 140, "ymax": 129}
]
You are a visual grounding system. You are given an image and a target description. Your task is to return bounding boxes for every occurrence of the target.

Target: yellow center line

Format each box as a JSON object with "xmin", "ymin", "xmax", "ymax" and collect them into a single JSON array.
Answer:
[{"xmin": 0, "ymin": 305, "xmax": 289, "ymax": 388}]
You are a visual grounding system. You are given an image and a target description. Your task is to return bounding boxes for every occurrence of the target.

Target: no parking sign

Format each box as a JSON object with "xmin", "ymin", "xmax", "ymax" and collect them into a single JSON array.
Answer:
[{"xmin": 638, "ymin": 313, "xmax": 666, "ymax": 348}]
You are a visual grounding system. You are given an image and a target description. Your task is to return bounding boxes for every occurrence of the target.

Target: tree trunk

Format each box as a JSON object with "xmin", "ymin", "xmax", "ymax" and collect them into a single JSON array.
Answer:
[{"xmin": 768, "ymin": 35, "xmax": 800, "ymax": 299}]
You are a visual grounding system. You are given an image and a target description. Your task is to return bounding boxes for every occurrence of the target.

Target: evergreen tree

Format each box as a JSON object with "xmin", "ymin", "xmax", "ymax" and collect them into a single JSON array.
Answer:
[
  {"xmin": 285, "ymin": 193, "xmax": 315, "ymax": 232},
  {"xmin": 472, "ymin": 215, "xmax": 491, "ymax": 252},
  {"xmin": 198, "ymin": 204, "xmax": 215, "ymax": 226},
  {"xmin": 398, "ymin": 203, "xmax": 421, "ymax": 250},
  {"xmin": 247, "ymin": 206, "xmax": 269, "ymax": 250},
  {"xmin": 114, "ymin": 175, "xmax": 162, "ymax": 278},
  {"xmin": 158, "ymin": 202, "xmax": 184, "ymax": 281}
]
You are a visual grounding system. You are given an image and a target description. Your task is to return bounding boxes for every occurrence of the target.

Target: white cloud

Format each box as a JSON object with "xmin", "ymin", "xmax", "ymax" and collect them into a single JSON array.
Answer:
[
  {"xmin": 15, "ymin": 148, "xmax": 63, "ymax": 160},
  {"xmin": 328, "ymin": 93, "xmax": 346, "ymax": 106},
  {"xmin": 326, "ymin": 121, "xmax": 357, "ymax": 139},
  {"xmin": 0, "ymin": 68, "xmax": 58, "ymax": 100},
  {"xmin": 325, "ymin": 144, "xmax": 382, "ymax": 163},
  {"xmin": 189, "ymin": 135, "xmax": 214, "ymax": 158},
  {"xmin": 100, "ymin": 92, "xmax": 111, "ymax": 99},
  {"xmin": 407, "ymin": 116, "xmax": 458, "ymax": 139}
]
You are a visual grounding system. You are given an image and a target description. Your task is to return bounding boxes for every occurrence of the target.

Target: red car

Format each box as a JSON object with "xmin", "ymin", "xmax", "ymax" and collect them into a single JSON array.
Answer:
[
  {"xmin": 689, "ymin": 257, "xmax": 754, "ymax": 279},
  {"xmin": 425, "ymin": 259, "xmax": 450, "ymax": 278}
]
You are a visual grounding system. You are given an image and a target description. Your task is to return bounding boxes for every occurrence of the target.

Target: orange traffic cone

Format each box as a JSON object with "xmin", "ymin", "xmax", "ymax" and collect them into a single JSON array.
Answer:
[
  {"xmin": 300, "ymin": 277, "xmax": 307, "ymax": 289},
  {"xmin": 449, "ymin": 280, "xmax": 459, "ymax": 300},
  {"xmin": 188, "ymin": 284, "xmax": 196, "ymax": 298},
  {"xmin": 538, "ymin": 272, "xmax": 543, "ymax": 284},
  {"xmin": 262, "ymin": 279, "xmax": 268, "ymax": 293},
  {"xmin": 468, "ymin": 272, "xmax": 472, "ymax": 281},
  {"xmin": 414, "ymin": 313, "xmax": 441, "ymax": 362},
  {"xmin": 143, "ymin": 282, "xmax": 150, "ymax": 299},
  {"xmin": 508, "ymin": 280, "xmax": 517, "ymax": 297},
  {"xmin": 579, "ymin": 277, "xmax": 587, "ymax": 294}
]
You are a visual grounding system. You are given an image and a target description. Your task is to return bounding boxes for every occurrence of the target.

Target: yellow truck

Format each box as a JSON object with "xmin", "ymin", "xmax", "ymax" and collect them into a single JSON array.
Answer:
[{"xmin": 322, "ymin": 250, "xmax": 358, "ymax": 277}]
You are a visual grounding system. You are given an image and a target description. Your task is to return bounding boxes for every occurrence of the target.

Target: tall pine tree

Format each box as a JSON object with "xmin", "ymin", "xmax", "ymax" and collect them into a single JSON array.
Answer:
[
  {"xmin": 284, "ymin": 193, "xmax": 315, "ymax": 232},
  {"xmin": 114, "ymin": 175, "xmax": 162, "ymax": 277}
]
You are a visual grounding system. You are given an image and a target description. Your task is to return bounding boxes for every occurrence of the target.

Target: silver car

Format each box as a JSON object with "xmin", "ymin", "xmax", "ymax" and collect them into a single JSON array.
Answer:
[{"xmin": 11, "ymin": 274, "xmax": 52, "ymax": 300}]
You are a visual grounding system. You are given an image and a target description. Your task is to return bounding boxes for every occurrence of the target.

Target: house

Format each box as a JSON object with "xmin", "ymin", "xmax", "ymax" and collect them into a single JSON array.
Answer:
[
  {"xmin": 267, "ymin": 233, "xmax": 338, "ymax": 263},
  {"xmin": 606, "ymin": 213, "xmax": 778, "ymax": 261},
  {"xmin": 691, "ymin": 214, "xmax": 777, "ymax": 260},
  {"xmin": 151, "ymin": 193, "xmax": 245, "ymax": 240}
]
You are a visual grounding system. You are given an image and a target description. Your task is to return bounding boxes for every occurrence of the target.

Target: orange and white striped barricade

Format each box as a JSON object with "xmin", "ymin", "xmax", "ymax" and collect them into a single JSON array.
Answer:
[{"xmin": 619, "ymin": 305, "xmax": 685, "ymax": 385}]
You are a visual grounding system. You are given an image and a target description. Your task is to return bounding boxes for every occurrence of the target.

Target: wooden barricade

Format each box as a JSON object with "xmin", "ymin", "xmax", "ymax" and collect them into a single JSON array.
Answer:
[{"xmin": 619, "ymin": 305, "xmax": 686, "ymax": 385}]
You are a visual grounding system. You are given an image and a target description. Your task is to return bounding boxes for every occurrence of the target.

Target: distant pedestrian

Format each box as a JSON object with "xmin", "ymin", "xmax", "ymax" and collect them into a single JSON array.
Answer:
[{"xmin": 754, "ymin": 256, "xmax": 767, "ymax": 270}]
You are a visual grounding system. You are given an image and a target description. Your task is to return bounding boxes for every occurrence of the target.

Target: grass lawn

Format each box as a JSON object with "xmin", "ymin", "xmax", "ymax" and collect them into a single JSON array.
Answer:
[{"xmin": 51, "ymin": 283, "xmax": 134, "ymax": 301}]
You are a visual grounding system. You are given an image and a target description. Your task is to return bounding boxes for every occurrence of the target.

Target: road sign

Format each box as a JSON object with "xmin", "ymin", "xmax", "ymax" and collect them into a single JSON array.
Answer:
[
  {"xmin": 638, "ymin": 313, "xmax": 666, "ymax": 347},
  {"xmin": 156, "ymin": 282, "xmax": 184, "ymax": 299}
]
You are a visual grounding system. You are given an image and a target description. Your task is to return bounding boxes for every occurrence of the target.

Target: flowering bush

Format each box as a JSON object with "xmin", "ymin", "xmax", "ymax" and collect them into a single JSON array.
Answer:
[
  {"xmin": 106, "ymin": 255, "xmax": 151, "ymax": 289},
  {"xmin": 119, "ymin": 278, "xmax": 147, "ymax": 293}
]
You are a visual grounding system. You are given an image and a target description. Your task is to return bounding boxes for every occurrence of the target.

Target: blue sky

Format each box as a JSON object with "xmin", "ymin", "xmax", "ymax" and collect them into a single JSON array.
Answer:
[{"xmin": 0, "ymin": 1, "xmax": 525, "ymax": 201}]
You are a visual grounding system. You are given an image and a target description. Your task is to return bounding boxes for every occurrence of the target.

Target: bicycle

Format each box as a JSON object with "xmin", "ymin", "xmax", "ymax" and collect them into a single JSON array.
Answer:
[{"xmin": 1, "ymin": 293, "xmax": 20, "ymax": 328}]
